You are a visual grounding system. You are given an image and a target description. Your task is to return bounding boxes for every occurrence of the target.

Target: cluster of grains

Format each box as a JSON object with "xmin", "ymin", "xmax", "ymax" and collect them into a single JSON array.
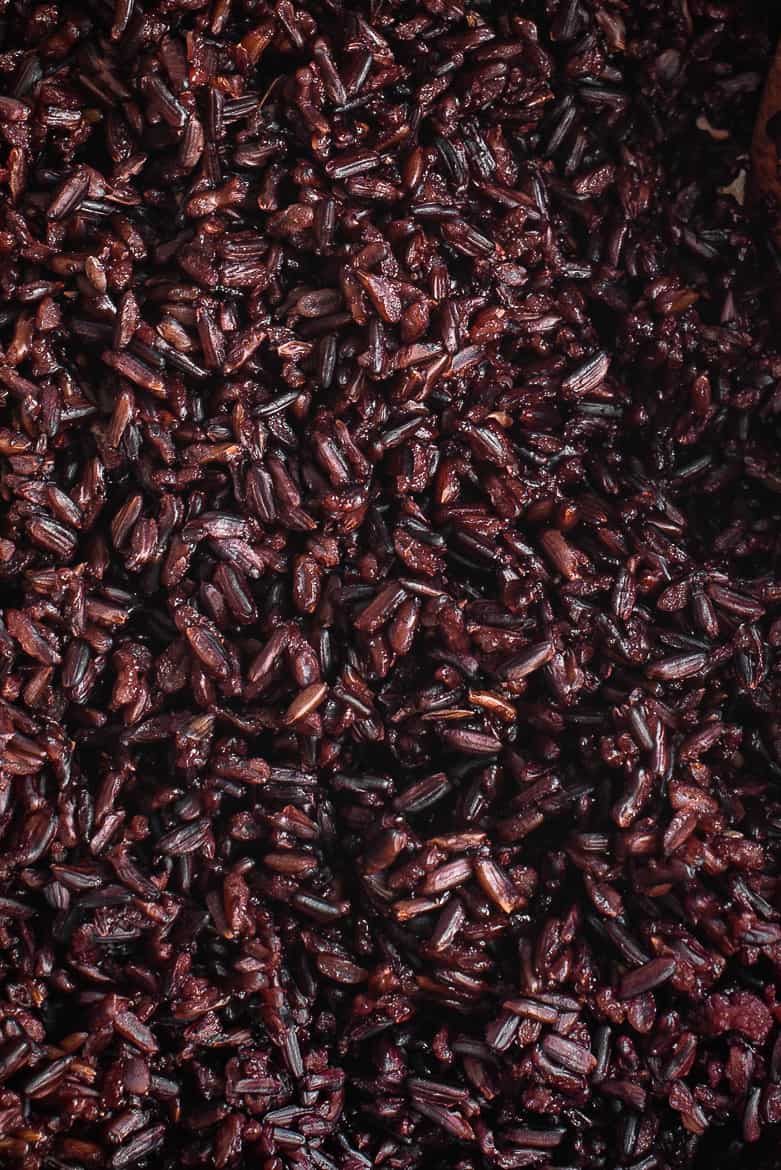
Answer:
[{"xmin": 0, "ymin": 2, "xmax": 780, "ymax": 1169}]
